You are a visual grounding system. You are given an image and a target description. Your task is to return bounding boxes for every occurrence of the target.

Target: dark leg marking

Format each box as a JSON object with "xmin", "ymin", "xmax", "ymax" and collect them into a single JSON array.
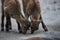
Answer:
[
  {"xmin": 40, "ymin": 16, "xmax": 48, "ymax": 32},
  {"xmin": 1, "ymin": 0, "xmax": 4, "ymax": 31},
  {"xmin": 16, "ymin": 21, "xmax": 22, "ymax": 33}
]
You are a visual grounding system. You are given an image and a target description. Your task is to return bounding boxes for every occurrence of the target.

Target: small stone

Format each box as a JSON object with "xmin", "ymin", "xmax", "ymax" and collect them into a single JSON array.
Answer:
[
  {"xmin": 57, "ymin": 7, "xmax": 60, "ymax": 10},
  {"xmin": 54, "ymin": 1, "xmax": 57, "ymax": 4}
]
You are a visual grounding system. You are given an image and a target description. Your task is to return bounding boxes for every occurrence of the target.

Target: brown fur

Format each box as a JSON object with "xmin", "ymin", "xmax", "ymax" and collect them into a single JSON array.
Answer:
[
  {"xmin": 22, "ymin": 0, "xmax": 48, "ymax": 34},
  {"xmin": 1, "ymin": 0, "xmax": 48, "ymax": 34},
  {"xmin": 1, "ymin": 0, "xmax": 22, "ymax": 33},
  {"xmin": 3, "ymin": 0, "xmax": 29, "ymax": 34}
]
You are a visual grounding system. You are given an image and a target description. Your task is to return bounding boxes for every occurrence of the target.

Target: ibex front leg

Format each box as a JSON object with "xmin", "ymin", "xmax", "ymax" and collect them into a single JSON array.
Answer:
[
  {"xmin": 1, "ymin": 11, "xmax": 4, "ymax": 31},
  {"xmin": 16, "ymin": 21, "xmax": 22, "ymax": 33},
  {"xmin": 1, "ymin": 0, "xmax": 4, "ymax": 31},
  {"xmin": 5, "ymin": 13, "xmax": 11, "ymax": 32}
]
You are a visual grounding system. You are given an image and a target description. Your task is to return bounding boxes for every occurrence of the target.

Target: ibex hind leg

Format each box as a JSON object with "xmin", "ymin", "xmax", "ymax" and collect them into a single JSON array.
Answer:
[
  {"xmin": 7, "ymin": 17, "xmax": 12, "ymax": 30},
  {"xmin": 40, "ymin": 16, "xmax": 48, "ymax": 32},
  {"xmin": 9, "ymin": 19, "xmax": 12, "ymax": 30}
]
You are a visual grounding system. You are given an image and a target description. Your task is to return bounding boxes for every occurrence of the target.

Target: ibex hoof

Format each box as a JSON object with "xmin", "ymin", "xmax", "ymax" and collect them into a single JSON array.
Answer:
[
  {"xmin": 6, "ymin": 29, "xmax": 9, "ymax": 32},
  {"xmin": 9, "ymin": 27, "xmax": 12, "ymax": 30},
  {"xmin": 31, "ymin": 30, "xmax": 34, "ymax": 34},
  {"xmin": 1, "ymin": 29, "xmax": 4, "ymax": 31},
  {"xmin": 44, "ymin": 28, "xmax": 48, "ymax": 32},
  {"xmin": 22, "ymin": 30, "xmax": 27, "ymax": 34},
  {"xmin": 22, "ymin": 31, "xmax": 26, "ymax": 34},
  {"xmin": 19, "ymin": 30, "xmax": 22, "ymax": 33}
]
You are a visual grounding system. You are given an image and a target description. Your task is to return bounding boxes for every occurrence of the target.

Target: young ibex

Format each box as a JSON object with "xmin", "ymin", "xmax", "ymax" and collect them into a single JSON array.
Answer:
[
  {"xmin": 1, "ymin": 0, "xmax": 22, "ymax": 33},
  {"xmin": 22, "ymin": 0, "xmax": 48, "ymax": 34},
  {"xmin": 1, "ymin": 0, "xmax": 30, "ymax": 34}
]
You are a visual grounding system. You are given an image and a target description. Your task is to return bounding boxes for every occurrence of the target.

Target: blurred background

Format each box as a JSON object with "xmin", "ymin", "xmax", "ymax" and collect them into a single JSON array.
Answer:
[{"xmin": 0, "ymin": 0, "xmax": 60, "ymax": 40}]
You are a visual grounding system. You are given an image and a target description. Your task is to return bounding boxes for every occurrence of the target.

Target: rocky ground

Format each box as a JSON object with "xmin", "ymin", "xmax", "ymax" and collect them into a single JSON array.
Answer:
[{"xmin": 0, "ymin": 0, "xmax": 60, "ymax": 40}]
